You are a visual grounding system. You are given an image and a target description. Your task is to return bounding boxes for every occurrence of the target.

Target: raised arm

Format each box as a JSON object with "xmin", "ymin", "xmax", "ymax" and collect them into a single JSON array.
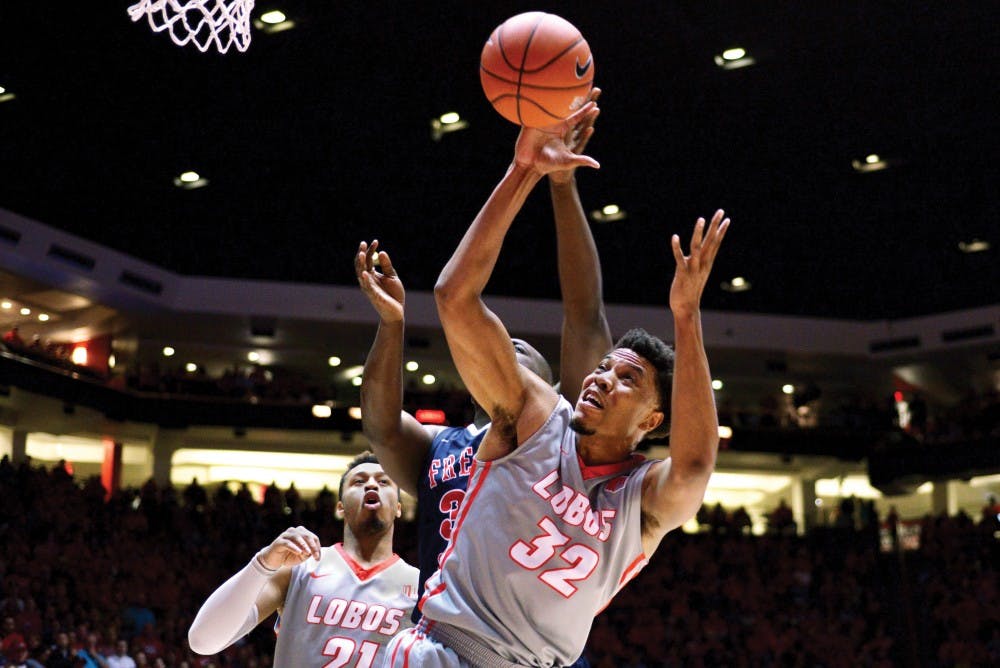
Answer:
[
  {"xmin": 641, "ymin": 210, "xmax": 730, "ymax": 555},
  {"xmin": 548, "ymin": 88, "xmax": 612, "ymax": 401},
  {"xmin": 434, "ymin": 104, "xmax": 600, "ymax": 456},
  {"xmin": 356, "ymin": 241, "xmax": 439, "ymax": 497}
]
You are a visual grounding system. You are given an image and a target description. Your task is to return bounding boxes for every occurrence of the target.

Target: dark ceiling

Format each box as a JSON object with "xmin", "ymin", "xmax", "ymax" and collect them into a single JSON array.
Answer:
[{"xmin": 0, "ymin": 1, "xmax": 996, "ymax": 321}]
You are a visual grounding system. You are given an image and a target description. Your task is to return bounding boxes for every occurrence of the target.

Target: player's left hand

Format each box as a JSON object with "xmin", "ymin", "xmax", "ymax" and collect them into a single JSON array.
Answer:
[
  {"xmin": 514, "ymin": 100, "xmax": 600, "ymax": 177},
  {"xmin": 355, "ymin": 240, "xmax": 404, "ymax": 324},
  {"xmin": 670, "ymin": 209, "xmax": 730, "ymax": 318}
]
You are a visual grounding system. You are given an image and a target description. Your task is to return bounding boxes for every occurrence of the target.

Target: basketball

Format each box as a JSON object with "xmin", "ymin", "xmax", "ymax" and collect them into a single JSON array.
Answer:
[{"xmin": 480, "ymin": 12, "xmax": 594, "ymax": 128}]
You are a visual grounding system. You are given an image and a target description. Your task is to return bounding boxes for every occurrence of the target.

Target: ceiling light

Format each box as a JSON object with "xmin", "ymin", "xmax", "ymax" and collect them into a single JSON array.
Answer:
[
  {"xmin": 852, "ymin": 156, "xmax": 888, "ymax": 173},
  {"xmin": 38, "ymin": 313, "xmax": 49, "ymax": 322},
  {"xmin": 260, "ymin": 10, "xmax": 286, "ymax": 24},
  {"xmin": 311, "ymin": 404, "xmax": 332, "ymax": 418},
  {"xmin": 405, "ymin": 361, "xmax": 419, "ymax": 372},
  {"xmin": 721, "ymin": 276, "xmax": 751, "ymax": 292},
  {"xmin": 711, "ymin": 379, "xmax": 723, "ymax": 390},
  {"xmin": 162, "ymin": 346, "xmax": 175, "ymax": 357},
  {"xmin": 254, "ymin": 10, "xmax": 296, "ymax": 33},
  {"xmin": 714, "ymin": 48, "xmax": 756, "ymax": 70},
  {"xmin": 108, "ymin": 355, "xmax": 116, "ymax": 369},
  {"xmin": 348, "ymin": 406, "xmax": 362, "ymax": 420},
  {"xmin": 0, "ymin": 86, "xmax": 5, "ymax": 94},
  {"xmin": 1, "ymin": 301, "xmax": 10, "ymax": 309},
  {"xmin": 351, "ymin": 376, "xmax": 363, "ymax": 387},
  {"xmin": 958, "ymin": 239, "xmax": 991, "ymax": 253},
  {"xmin": 19, "ymin": 307, "xmax": 30, "ymax": 315},
  {"xmin": 590, "ymin": 204, "xmax": 627, "ymax": 223},
  {"xmin": 718, "ymin": 425, "xmax": 733, "ymax": 439},
  {"xmin": 173, "ymin": 171, "xmax": 209, "ymax": 189},
  {"xmin": 328, "ymin": 355, "xmax": 342, "ymax": 367},
  {"xmin": 431, "ymin": 112, "xmax": 469, "ymax": 141},
  {"xmin": 185, "ymin": 362, "xmax": 197, "ymax": 372},
  {"xmin": 782, "ymin": 384, "xmax": 794, "ymax": 395},
  {"xmin": 422, "ymin": 374, "xmax": 436, "ymax": 385},
  {"xmin": 0, "ymin": 86, "xmax": 13, "ymax": 103},
  {"xmin": 247, "ymin": 351, "xmax": 260, "ymax": 362},
  {"xmin": 342, "ymin": 365, "xmax": 364, "ymax": 379}
]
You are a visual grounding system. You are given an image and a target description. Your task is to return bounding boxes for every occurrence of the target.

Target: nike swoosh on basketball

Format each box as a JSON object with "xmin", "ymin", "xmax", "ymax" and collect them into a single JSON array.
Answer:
[{"xmin": 575, "ymin": 55, "xmax": 592, "ymax": 78}]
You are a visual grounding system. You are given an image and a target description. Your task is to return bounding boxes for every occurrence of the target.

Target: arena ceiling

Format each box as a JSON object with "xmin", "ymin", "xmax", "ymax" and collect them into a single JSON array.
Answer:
[{"xmin": 0, "ymin": 1, "xmax": 996, "ymax": 322}]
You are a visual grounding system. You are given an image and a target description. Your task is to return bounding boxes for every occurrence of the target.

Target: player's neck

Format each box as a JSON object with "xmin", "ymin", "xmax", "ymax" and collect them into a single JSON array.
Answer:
[
  {"xmin": 575, "ymin": 433, "xmax": 633, "ymax": 466},
  {"xmin": 341, "ymin": 529, "xmax": 395, "ymax": 567}
]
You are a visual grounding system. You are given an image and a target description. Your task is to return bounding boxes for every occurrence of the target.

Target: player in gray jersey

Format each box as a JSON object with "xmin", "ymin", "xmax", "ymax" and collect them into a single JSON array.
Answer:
[
  {"xmin": 383, "ymin": 99, "xmax": 730, "ymax": 666},
  {"xmin": 188, "ymin": 452, "xmax": 418, "ymax": 667}
]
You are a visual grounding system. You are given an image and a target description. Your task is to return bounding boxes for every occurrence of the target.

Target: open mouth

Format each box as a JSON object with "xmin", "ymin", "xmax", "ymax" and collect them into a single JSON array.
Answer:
[
  {"xmin": 363, "ymin": 490, "xmax": 381, "ymax": 509},
  {"xmin": 581, "ymin": 389, "xmax": 604, "ymax": 409}
]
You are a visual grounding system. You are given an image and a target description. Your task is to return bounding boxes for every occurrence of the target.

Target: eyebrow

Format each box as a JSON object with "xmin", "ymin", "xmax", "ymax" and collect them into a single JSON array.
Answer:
[{"xmin": 608, "ymin": 353, "xmax": 647, "ymax": 376}]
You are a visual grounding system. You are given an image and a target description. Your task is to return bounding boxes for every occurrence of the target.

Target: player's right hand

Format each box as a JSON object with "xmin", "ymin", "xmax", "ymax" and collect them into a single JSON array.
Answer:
[
  {"xmin": 514, "ymin": 101, "xmax": 600, "ymax": 177},
  {"xmin": 259, "ymin": 526, "xmax": 322, "ymax": 570},
  {"xmin": 549, "ymin": 87, "xmax": 601, "ymax": 185}
]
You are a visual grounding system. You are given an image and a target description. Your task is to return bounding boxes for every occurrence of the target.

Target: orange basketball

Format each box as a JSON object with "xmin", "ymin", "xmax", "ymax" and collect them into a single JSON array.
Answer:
[{"xmin": 480, "ymin": 12, "xmax": 594, "ymax": 128}]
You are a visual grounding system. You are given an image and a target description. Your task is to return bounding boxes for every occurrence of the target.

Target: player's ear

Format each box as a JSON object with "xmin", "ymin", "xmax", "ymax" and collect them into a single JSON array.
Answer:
[
  {"xmin": 640, "ymin": 409, "xmax": 664, "ymax": 434},
  {"xmin": 335, "ymin": 500, "xmax": 345, "ymax": 520},
  {"xmin": 395, "ymin": 501, "xmax": 402, "ymax": 519}
]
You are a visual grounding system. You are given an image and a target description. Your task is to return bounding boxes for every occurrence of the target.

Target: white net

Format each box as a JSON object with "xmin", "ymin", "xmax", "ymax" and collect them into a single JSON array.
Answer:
[{"xmin": 127, "ymin": 0, "xmax": 256, "ymax": 54}]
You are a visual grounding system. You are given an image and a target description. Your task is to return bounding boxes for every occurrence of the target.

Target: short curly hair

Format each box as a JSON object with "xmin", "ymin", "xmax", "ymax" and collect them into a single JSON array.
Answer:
[{"xmin": 338, "ymin": 451, "xmax": 382, "ymax": 499}]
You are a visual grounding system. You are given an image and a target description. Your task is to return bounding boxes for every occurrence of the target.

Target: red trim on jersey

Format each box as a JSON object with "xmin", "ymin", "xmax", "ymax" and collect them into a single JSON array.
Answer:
[
  {"xmin": 595, "ymin": 552, "xmax": 648, "ymax": 615},
  {"xmin": 577, "ymin": 453, "xmax": 645, "ymax": 480},
  {"xmin": 619, "ymin": 553, "xmax": 647, "ymax": 585},
  {"xmin": 417, "ymin": 582, "xmax": 445, "ymax": 612},
  {"xmin": 332, "ymin": 543, "xmax": 400, "ymax": 581}
]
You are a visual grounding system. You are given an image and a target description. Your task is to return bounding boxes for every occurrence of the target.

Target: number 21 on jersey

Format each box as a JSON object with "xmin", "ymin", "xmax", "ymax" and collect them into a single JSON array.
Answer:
[{"xmin": 321, "ymin": 637, "xmax": 378, "ymax": 668}]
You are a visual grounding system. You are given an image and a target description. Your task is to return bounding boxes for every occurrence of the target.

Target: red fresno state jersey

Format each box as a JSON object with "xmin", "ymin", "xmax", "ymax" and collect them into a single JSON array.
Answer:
[{"xmin": 274, "ymin": 544, "xmax": 418, "ymax": 667}]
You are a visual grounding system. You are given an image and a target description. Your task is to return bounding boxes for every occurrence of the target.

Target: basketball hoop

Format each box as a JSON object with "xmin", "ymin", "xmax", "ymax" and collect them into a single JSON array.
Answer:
[{"xmin": 128, "ymin": 0, "xmax": 256, "ymax": 54}]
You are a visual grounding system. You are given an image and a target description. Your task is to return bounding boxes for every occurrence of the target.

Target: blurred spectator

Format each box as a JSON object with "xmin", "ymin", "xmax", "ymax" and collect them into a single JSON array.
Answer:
[
  {"xmin": 2, "ymin": 326, "xmax": 24, "ymax": 349},
  {"xmin": 731, "ymin": 506, "xmax": 753, "ymax": 534},
  {"xmin": 77, "ymin": 632, "xmax": 108, "ymax": 668},
  {"xmin": 106, "ymin": 640, "xmax": 136, "ymax": 668},
  {"xmin": 47, "ymin": 631, "xmax": 76, "ymax": 668},
  {"xmin": 767, "ymin": 499, "xmax": 796, "ymax": 535}
]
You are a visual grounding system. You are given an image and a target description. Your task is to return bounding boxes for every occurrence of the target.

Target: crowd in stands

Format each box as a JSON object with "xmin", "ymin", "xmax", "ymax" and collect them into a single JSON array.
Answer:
[
  {"xmin": 0, "ymin": 329, "xmax": 101, "ymax": 381},
  {"xmin": 1, "ymin": 457, "xmax": 997, "ymax": 667}
]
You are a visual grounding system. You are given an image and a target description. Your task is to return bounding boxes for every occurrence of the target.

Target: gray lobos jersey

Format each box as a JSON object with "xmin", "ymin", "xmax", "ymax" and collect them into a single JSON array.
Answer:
[
  {"xmin": 274, "ymin": 543, "xmax": 417, "ymax": 667},
  {"xmin": 416, "ymin": 397, "xmax": 655, "ymax": 667}
]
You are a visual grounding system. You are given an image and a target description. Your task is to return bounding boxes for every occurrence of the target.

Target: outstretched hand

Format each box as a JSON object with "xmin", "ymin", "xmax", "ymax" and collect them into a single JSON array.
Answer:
[
  {"xmin": 549, "ymin": 87, "xmax": 602, "ymax": 185},
  {"xmin": 258, "ymin": 526, "xmax": 322, "ymax": 570},
  {"xmin": 670, "ymin": 210, "xmax": 730, "ymax": 318},
  {"xmin": 514, "ymin": 97, "xmax": 601, "ymax": 177},
  {"xmin": 355, "ymin": 240, "xmax": 404, "ymax": 324}
]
